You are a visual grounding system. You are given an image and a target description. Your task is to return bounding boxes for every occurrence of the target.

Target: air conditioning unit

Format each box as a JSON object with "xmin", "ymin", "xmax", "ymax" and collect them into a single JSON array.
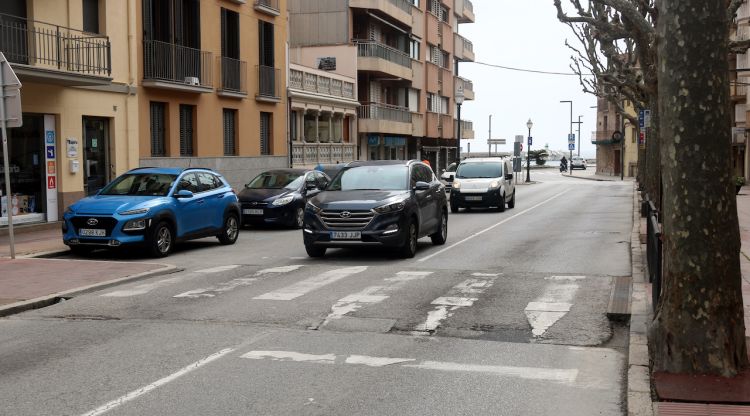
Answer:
[
  {"xmin": 733, "ymin": 127, "xmax": 747, "ymax": 144},
  {"xmin": 184, "ymin": 77, "xmax": 200, "ymax": 86}
]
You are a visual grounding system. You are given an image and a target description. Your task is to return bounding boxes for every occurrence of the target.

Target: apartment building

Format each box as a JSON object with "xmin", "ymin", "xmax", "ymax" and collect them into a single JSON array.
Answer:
[
  {"xmin": 137, "ymin": 0, "xmax": 288, "ymax": 188},
  {"xmin": 287, "ymin": 0, "xmax": 475, "ymax": 172},
  {"xmin": 0, "ymin": 0, "xmax": 138, "ymax": 226},
  {"xmin": 732, "ymin": 1, "xmax": 749, "ymax": 180},
  {"xmin": 591, "ymin": 97, "xmax": 638, "ymax": 177}
]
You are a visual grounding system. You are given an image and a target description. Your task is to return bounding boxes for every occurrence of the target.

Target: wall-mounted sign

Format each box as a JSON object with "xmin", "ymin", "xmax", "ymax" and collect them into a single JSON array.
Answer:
[
  {"xmin": 318, "ymin": 57, "xmax": 336, "ymax": 71},
  {"xmin": 47, "ymin": 176, "xmax": 56, "ymax": 189},
  {"xmin": 66, "ymin": 138, "xmax": 78, "ymax": 158},
  {"xmin": 47, "ymin": 161, "xmax": 55, "ymax": 174},
  {"xmin": 45, "ymin": 130, "xmax": 55, "ymax": 144}
]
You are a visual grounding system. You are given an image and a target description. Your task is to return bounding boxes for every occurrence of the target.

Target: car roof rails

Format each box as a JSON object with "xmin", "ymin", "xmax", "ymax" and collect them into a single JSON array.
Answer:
[{"xmin": 182, "ymin": 167, "xmax": 214, "ymax": 172}]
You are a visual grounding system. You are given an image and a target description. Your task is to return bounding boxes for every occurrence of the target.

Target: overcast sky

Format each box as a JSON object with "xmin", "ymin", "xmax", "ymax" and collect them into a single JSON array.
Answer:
[{"xmin": 457, "ymin": 1, "xmax": 597, "ymax": 158}]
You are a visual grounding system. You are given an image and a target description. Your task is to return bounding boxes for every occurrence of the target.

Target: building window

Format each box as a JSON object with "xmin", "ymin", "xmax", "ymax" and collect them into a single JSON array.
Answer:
[
  {"xmin": 440, "ymin": 96, "xmax": 449, "ymax": 114},
  {"xmin": 260, "ymin": 112, "xmax": 272, "ymax": 155},
  {"xmin": 290, "ymin": 111, "xmax": 298, "ymax": 141},
  {"xmin": 427, "ymin": 93, "xmax": 438, "ymax": 113},
  {"xmin": 150, "ymin": 102, "xmax": 166, "ymax": 157},
  {"xmin": 83, "ymin": 0, "xmax": 100, "ymax": 34},
  {"xmin": 221, "ymin": 8, "xmax": 240, "ymax": 59},
  {"xmin": 223, "ymin": 109, "xmax": 237, "ymax": 156},
  {"xmin": 409, "ymin": 39, "xmax": 420, "ymax": 60},
  {"xmin": 179, "ymin": 104, "xmax": 195, "ymax": 156},
  {"xmin": 259, "ymin": 20, "xmax": 275, "ymax": 67},
  {"xmin": 441, "ymin": 51, "xmax": 449, "ymax": 68}
]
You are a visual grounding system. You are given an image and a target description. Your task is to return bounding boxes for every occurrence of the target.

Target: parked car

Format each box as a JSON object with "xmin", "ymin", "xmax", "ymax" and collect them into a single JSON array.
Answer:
[
  {"xmin": 440, "ymin": 162, "xmax": 458, "ymax": 190},
  {"xmin": 62, "ymin": 167, "xmax": 240, "ymax": 257},
  {"xmin": 238, "ymin": 169, "xmax": 329, "ymax": 228},
  {"xmin": 450, "ymin": 157, "xmax": 516, "ymax": 213},
  {"xmin": 303, "ymin": 160, "xmax": 448, "ymax": 258},
  {"xmin": 571, "ymin": 156, "xmax": 587, "ymax": 170}
]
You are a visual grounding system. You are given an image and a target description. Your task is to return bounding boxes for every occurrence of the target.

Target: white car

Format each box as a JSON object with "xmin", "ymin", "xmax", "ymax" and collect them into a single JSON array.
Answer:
[
  {"xmin": 450, "ymin": 157, "xmax": 516, "ymax": 213},
  {"xmin": 440, "ymin": 162, "xmax": 458, "ymax": 189},
  {"xmin": 571, "ymin": 156, "xmax": 587, "ymax": 170}
]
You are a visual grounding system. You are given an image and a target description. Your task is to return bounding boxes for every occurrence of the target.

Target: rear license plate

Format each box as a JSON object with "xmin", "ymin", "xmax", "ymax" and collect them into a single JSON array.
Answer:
[
  {"xmin": 79, "ymin": 228, "xmax": 105, "ymax": 237},
  {"xmin": 330, "ymin": 231, "xmax": 361, "ymax": 240},
  {"xmin": 243, "ymin": 209, "xmax": 264, "ymax": 215},
  {"xmin": 465, "ymin": 196, "xmax": 483, "ymax": 201}
]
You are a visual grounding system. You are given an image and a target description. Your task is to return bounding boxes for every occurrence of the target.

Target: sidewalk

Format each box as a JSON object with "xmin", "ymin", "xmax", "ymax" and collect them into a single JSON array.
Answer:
[{"xmin": 0, "ymin": 225, "xmax": 177, "ymax": 317}]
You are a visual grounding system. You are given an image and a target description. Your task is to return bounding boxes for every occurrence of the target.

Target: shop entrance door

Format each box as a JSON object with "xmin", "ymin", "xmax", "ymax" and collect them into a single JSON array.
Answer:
[{"xmin": 82, "ymin": 117, "xmax": 110, "ymax": 196}]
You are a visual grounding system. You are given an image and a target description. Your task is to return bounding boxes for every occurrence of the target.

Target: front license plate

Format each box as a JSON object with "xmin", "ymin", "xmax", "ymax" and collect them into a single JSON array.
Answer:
[
  {"xmin": 79, "ymin": 228, "xmax": 105, "ymax": 237},
  {"xmin": 330, "ymin": 231, "xmax": 361, "ymax": 240},
  {"xmin": 465, "ymin": 196, "xmax": 483, "ymax": 201},
  {"xmin": 243, "ymin": 209, "xmax": 264, "ymax": 215}
]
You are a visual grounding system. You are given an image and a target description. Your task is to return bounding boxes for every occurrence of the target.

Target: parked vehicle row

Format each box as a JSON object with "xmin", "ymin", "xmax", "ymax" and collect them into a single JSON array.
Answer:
[{"xmin": 61, "ymin": 158, "xmax": 515, "ymax": 259}]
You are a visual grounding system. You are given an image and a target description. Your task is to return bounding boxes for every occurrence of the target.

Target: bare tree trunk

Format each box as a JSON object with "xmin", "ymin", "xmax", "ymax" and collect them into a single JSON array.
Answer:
[
  {"xmin": 644, "ymin": 93, "xmax": 661, "ymax": 209},
  {"xmin": 650, "ymin": 0, "xmax": 748, "ymax": 376}
]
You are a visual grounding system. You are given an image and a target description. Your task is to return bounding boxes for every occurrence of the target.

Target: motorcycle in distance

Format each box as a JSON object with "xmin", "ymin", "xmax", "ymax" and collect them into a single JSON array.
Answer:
[{"xmin": 559, "ymin": 160, "xmax": 568, "ymax": 173}]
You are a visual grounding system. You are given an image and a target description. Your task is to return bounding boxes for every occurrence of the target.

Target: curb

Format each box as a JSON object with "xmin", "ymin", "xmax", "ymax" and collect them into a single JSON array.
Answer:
[
  {"xmin": 628, "ymin": 184, "xmax": 656, "ymax": 415},
  {"xmin": 0, "ymin": 262, "xmax": 182, "ymax": 318}
]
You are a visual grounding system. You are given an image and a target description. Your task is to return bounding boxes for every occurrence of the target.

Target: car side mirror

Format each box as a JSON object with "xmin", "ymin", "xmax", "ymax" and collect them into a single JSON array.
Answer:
[
  {"xmin": 414, "ymin": 181, "xmax": 430, "ymax": 191},
  {"xmin": 441, "ymin": 169, "xmax": 446, "ymax": 174},
  {"xmin": 174, "ymin": 189, "xmax": 193, "ymax": 198},
  {"xmin": 305, "ymin": 181, "xmax": 318, "ymax": 191},
  {"xmin": 505, "ymin": 173, "xmax": 513, "ymax": 180}
]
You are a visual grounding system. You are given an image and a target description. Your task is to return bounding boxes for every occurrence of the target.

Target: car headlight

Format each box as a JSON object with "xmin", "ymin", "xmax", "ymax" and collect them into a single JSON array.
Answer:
[
  {"xmin": 119, "ymin": 207, "xmax": 149, "ymax": 215},
  {"xmin": 123, "ymin": 218, "xmax": 148, "ymax": 231},
  {"xmin": 374, "ymin": 199, "xmax": 407, "ymax": 214},
  {"xmin": 272, "ymin": 195, "xmax": 295, "ymax": 206},
  {"xmin": 452, "ymin": 180, "xmax": 461, "ymax": 189},
  {"xmin": 306, "ymin": 200, "xmax": 322, "ymax": 214},
  {"xmin": 489, "ymin": 180, "xmax": 500, "ymax": 189}
]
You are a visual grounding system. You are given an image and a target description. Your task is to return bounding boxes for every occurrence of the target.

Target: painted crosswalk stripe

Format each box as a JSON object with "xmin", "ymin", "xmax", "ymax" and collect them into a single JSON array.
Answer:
[
  {"xmin": 174, "ymin": 265, "xmax": 304, "ymax": 299},
  {"xmin": 240, "ymin": 349, "xmax": 577, "ymax": 385},
  {"xmin": 414, "ymin": 275, "xmax": 498, "ymax": 333},
  {"xmin": 102, "ymin": 277, "xmax": 183, "ymax": 297},
  {"xmin": 253, "ymin": 266, "xmax": 368, "ymax": 301},
  {"xmin": 194, "ymin": 265, "xmax": 240, "ymax": 274},
  {"xmin": 525, "ymin": 276, "xmax": 585, "ymax": 336},
  {"xmin": 322, "ymin": 271, "xmax": 432, "ymax": 326}
]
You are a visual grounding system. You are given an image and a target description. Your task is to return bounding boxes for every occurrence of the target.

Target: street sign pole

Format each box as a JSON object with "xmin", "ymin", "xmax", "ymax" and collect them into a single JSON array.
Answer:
[{"xmin": 0, "ymin": 59, "xmax": 14, "ymax": 259}]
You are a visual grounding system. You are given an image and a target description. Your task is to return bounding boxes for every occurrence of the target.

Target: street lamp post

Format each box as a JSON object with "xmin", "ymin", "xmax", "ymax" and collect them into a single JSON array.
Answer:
[
  {"xmin": 560, "ymin": 100, "xmax": 573, "ymax": 175},
  {"xmin": 455, "ymin": 86, "xmax": 464, "ymax": 164},
  {"xmin": 526, "ymin": 118, "xmax": 533, "ymax": 183},
  {"xmin": 573, "ymin": 115, "xmax": 583, "ymax": 157}
]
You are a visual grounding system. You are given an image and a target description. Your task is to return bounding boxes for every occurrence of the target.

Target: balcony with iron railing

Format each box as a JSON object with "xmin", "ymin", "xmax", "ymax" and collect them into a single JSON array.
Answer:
[
  {"xmin": 732, "ymin": 79, "xmax": 748, "ymax": 101},
  {"xmin": 217, "ymin": 57, "xmax": 247, "ymax": 98},
  {"xmin": 143, "ymin": 39, "xmax": 213, "ymax": 92},
  {"xmin": 350, "ymin": 0, "xmax": 412, "ymax": 27},
  {"xmin": 453, "ymin": 33, "xmax": 475, "ymax": 62},
  {"xmin": 355, "ymin": 40, "xmax": 413, "ymax": 81},
  {"xmin": 254, "ymin": 0, "xmax": 281, "ymax": 16},
  {"xmin": 457, "ymin": 0, "xmax": 475, "ymax": 23},
  {"xmin": 358, "ymin": 102, "xmax": 412, "ymax": 135},
  {"xmin": 289, "ymin": 66, "xmax": 356, "ymax": 101},
  {"xmin": 256, "ymin": 64, "xmax": 281, "ymax": 102},
  {"xmin": 0, "ymin": 13, "xmax": 111, "ymax": 86}
]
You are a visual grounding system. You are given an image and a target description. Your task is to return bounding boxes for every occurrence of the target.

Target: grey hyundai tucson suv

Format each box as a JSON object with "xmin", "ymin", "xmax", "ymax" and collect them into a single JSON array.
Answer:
[{"xmin": 302, "ymin": 160, "xmax": 448, "ymax": 258}]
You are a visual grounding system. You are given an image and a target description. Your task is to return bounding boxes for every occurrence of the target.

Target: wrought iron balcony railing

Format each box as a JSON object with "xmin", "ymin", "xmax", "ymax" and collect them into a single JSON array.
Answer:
[
  {"xmin": 255, "ymin": 0, "xmax": 280, "ymax": 14},
  {"xmin": 257, "ymin": 65, "xmax": 280, "ymax": 99},
  {"xmin": 0, "ymin": 13, "xmax": 111, "ymax": 76},
  {"xmin": 355, "ymin": 40, "xmax": 412, "ymax": 69},
  {"xmin": 218, "ymin": 56, "xmax": 247, "ymax": 94},
  {"xmin": 143, "ymin": 39, "xmax": 212, "ymax": 87},
  {"xmin": 358, "ymin": 102, "xmax": 412, "ymax": 123}
]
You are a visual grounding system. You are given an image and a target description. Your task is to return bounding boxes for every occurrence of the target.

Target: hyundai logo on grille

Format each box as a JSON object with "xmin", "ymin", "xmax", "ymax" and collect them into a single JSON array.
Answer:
[
  {"xmin": 340, "ymin": 211, "xmax": 352, "ymax": 218},
  {"xmin": 87, "ymin": 218, "xmax": 99, "ymax": 226}
]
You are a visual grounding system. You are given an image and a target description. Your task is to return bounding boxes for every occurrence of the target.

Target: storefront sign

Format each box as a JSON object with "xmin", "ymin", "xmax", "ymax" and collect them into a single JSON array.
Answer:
[
  {"xmin": 66, "ymin": 138, "xmax": 78, "ymax": 158},
  {"xmin": 368, "ymin": 136, "xmax": 380, "ymax": 146}
]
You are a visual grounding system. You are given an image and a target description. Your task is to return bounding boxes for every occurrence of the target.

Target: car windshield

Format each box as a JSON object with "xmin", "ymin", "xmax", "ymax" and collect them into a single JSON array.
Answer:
[
  {"xmin": 328, "ymin": 165, "xmax": 408, "ymax": 191},
  {"xmin": 246, "ymin": 172, "xmax": 303, "ymax": 189},
  {"xmin": 446, "ymin": 163, "xmax": 457, "ymax": 172},
  {"xmin": 99, "ymin": 173, "xmax": 177, "ymax": 196},
  {"xmin": 456, "ymin": 163, "xmax": 503, "ymax": 179}
]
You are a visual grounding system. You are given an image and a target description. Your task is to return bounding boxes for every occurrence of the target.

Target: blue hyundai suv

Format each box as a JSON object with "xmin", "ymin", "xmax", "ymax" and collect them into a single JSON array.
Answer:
[{"xmin": 62, "ymin": 167, "xmax": 240, "ymax": 257}]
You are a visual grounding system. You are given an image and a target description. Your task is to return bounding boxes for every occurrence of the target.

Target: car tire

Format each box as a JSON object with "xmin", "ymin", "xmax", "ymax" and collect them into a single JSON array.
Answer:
[
  {"xmin": 507, "ymin": 191, "xmax": 516, "ymax": 209},
  {"xmin": 497, "ymin": 194, "xmax": 506, "ymax": 212},
  {"xmin": 218, "ymin": 213, "xmax": 239, "ymax": 245},
  {"xmin": 398, "ymin": 220, "xmax": 418, "ymax": 258},
  {"xmin": 450, "ymin": 202, "xmax": 460, "ymax": 213},
  {"xmin": 305, "ymin": 244, "xmax": 326, "ymax": 258},
  {"xmin": 70, "ymin": 245, "xmax": 93, "ymax": 256},
  {"xmin": 430, "ymin": 210, "xmax": 448, "ymax": 245},
  {"xmin": 148, "ymin": 221, "xmax": 173, "ymax": 258},
  {"xmin": 292, "ymin": 207, "xmax": 305, "ymax": 229}
]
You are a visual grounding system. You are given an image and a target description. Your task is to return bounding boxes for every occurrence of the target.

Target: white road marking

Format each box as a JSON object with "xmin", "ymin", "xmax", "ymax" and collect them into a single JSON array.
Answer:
[
  {"xmin": 545, "ymin": 275, "xmax": 586, "ymax": 281},
  {"xmin": 253, "ymin": 266, "xmax": 368, "ymax": 301},
  {"xmin": 415, "ymin": 275, "xmax": 498, "ymax": 332},
  {"xmin": 524, "ymin": 278, "xmax": 584, "ymax": 336},
  {"xmin": 418, "ymin": 191, "xmax": 566, "ymax": 262},
  {"xmin": 241, "ymin": 350, "xmax": 578, "ymax": 385},
  {"xmin": 321, "ymin": 271, "xmax": 432, "ymax": 326},
  {"xmin": 80, "ymin": 348, "xmax": 235, "ymax": 416},
  {"xmin": 194, "ymin": 265, "xmax": 240, "ymax": 274},
  {"xmin": 472, "ymin": 272, "xmax": 500, "ymax": 277},
  {"xmin": 241, "ymin": 350, "xmax": 336, "ymax": 364},
  {"xmin": 174, "ymin": 265, "xmax": 304, "ymax": 299},
  {"xmin": 101, "ymin": 277, "xmax": 183, "ymax": 297}
]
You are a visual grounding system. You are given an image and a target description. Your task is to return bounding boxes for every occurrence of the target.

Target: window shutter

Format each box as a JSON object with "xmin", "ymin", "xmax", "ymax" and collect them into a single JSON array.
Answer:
[
  {"xmin": 142, "ymin": 0, "xmax": 154, "ymax": 39},
  {"xmin": 180, "ymin": 105, "xmax": 194, "ymax": 156},
  {"xmin": 150, "ymin": 102, "xmax": 165, "ymax": 157},
  {"xmin": 260, "ymin": 112, "xmax": 271, "ymax": 155},
  {"xmin": 223, "ymin": 109, "xmax": 236, "ymax": 156}
]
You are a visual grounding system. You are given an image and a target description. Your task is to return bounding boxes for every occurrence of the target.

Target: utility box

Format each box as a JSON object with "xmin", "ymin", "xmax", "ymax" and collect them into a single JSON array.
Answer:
[{"xmin": 69, "ymin": 159, "xmax": 79, "ymax": 173}]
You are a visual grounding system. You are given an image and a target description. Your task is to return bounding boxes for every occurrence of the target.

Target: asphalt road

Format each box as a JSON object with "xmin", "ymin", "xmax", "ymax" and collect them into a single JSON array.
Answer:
[{"xmin": 0, "ymin": 168, "xmax": 633, "ymax": 416}]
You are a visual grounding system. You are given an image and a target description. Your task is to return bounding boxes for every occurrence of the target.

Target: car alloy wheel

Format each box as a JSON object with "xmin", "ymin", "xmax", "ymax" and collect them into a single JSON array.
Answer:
[
  {"xmin": 148, "ymin": 222, "xmax": 173, "ymax": 257},
  {"xmin": 219, "ymin": 214, "xmax": 239, "ymax": 245},
  {"xmin": 399, "ymin": 221, "xmax": 418, "ymax": 258},
  {"xmin": 157, "ymin": 227, "xmax": 171, "ymax": 253},
  {"xmin": 431, "ymin": 211, "xmax": 447, "ymax": 245}
]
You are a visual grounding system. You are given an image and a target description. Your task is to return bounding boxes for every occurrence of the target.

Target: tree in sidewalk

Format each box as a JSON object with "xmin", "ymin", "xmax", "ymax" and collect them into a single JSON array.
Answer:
[
  {"xmin": 648, "ymin": 0, "xmax": 747, "ymax": 377},
  {"xmin": 528, "ymin": 149, "xmax": 549, "ymax": 165},
  {"xmin": 556, "ymin": 0, "xmax": 748, "ymax": 376}
]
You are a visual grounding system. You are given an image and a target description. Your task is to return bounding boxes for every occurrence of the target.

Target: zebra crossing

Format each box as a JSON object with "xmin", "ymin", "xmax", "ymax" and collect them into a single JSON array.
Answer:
[{"xmin": 94, "ymin": 262, "xmax": 607, "ymax": 344}]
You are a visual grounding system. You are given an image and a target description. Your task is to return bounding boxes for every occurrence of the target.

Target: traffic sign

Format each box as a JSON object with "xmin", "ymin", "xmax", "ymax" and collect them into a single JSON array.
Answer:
[
  {"xmin": 46, "ymin": 146, "xmax": 55, "ymax": 159},
  {"xmin": 527, "ymin": 137, "xmax": 532, "ymax": 146},
  {"xmin": 568, "ymin": 133, "xmax": 575, "ymax": 144},
  {"xmin": 515, "ymin": 135, "xmax": 524, "ymax": 143},
  {"xmin": 487, "ymin": 138, "xmax": 506, "ymax": 145},
  {"xmin": 568, "ymin": 143, "xmax": 575, "ymax": 151}
]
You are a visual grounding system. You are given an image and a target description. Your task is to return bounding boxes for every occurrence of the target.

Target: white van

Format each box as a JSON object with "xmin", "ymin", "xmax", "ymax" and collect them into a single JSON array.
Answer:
[{"xmin": 449, "ymin": 157, "xmax": 516, "ymax": 213}]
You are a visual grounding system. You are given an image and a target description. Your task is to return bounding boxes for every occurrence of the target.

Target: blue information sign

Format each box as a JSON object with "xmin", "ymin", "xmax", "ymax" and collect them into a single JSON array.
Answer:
[
  {"xmin": 569, "ymin": 143, "xmax": 575, "ymax": 151},
  {"xmin": 527, "ymin": 137, "xmax": 532, "ymax": 146},
  {"xmin": 46, "ymin": 146, "xmax": 55, "ymax": 159}
]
